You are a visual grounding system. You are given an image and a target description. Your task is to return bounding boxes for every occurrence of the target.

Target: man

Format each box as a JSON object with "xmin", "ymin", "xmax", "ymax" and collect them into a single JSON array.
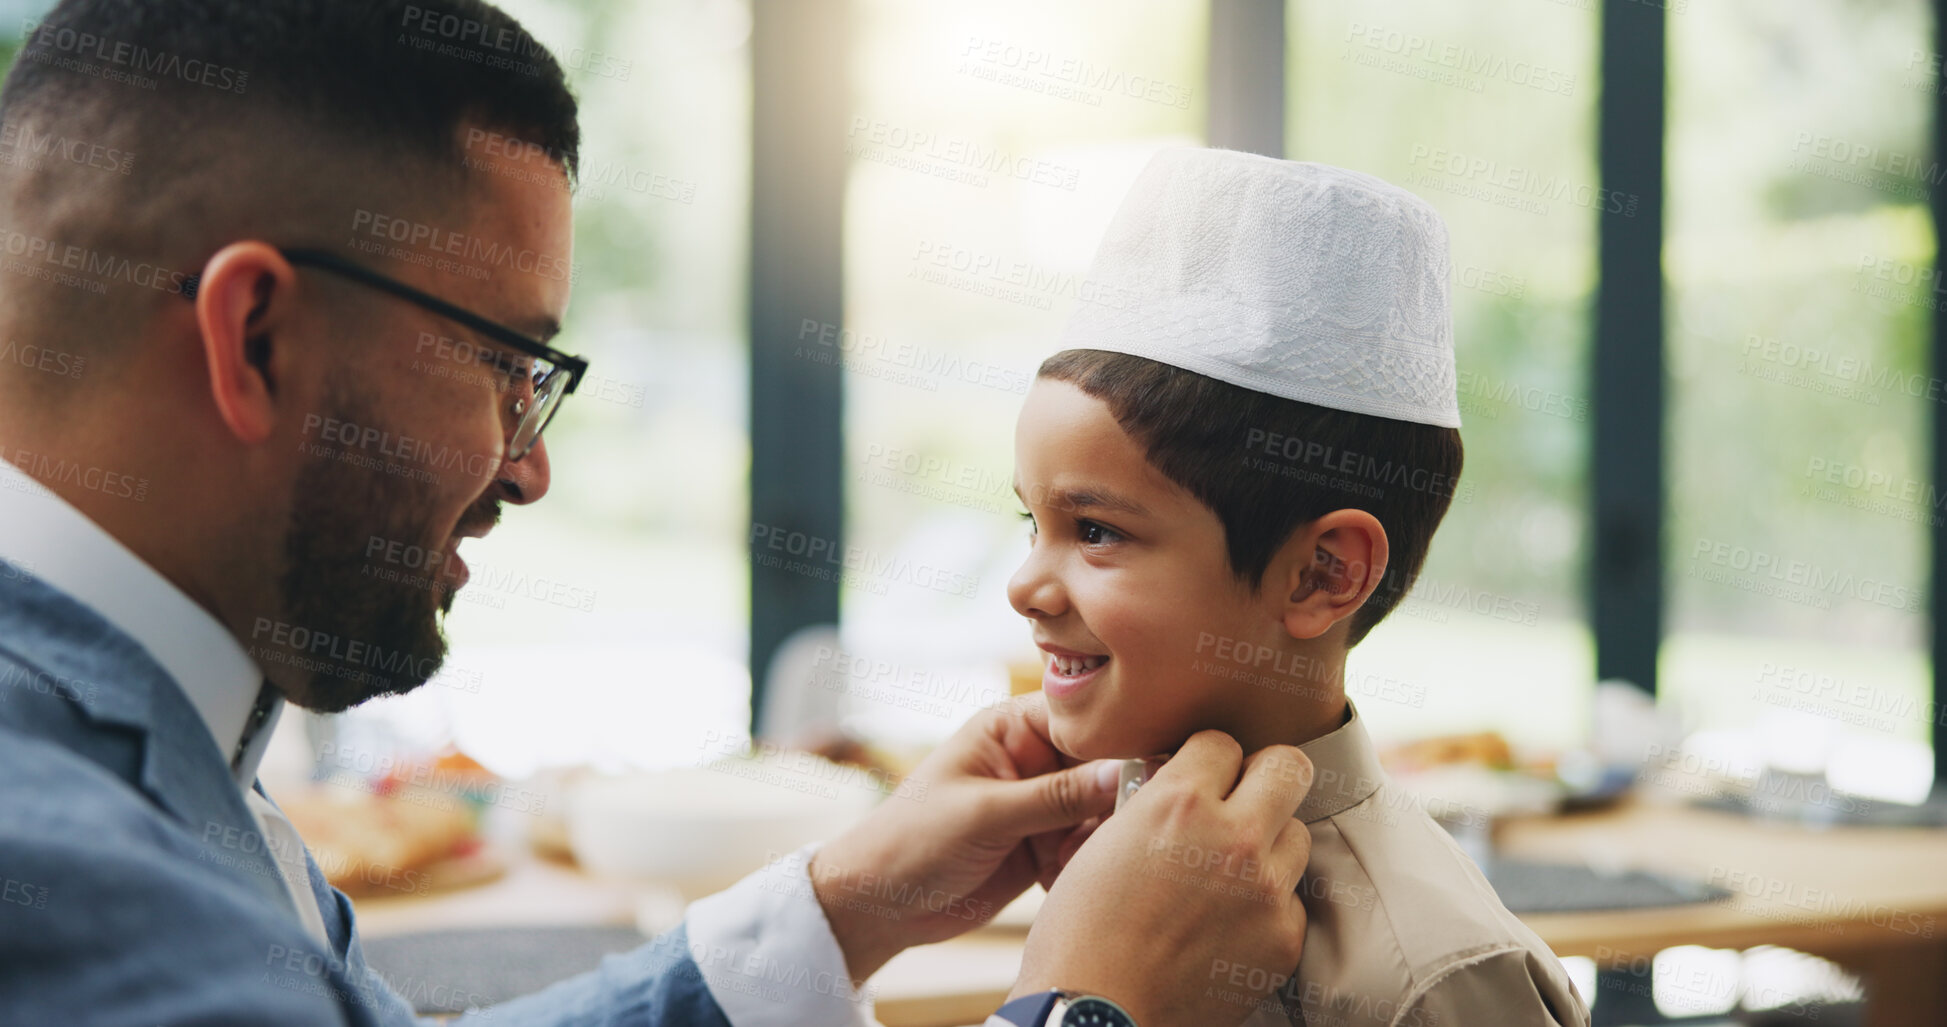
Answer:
[{"xmin": 0, "ymin": 2, "xmax": 1315, "ymax": 1025}]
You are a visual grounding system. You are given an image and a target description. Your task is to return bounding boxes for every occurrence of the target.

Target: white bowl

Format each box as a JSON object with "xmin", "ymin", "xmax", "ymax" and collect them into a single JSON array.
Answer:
[{"xmin": 566, "ymin": 761, "xmax": 879, "ymax": 896}]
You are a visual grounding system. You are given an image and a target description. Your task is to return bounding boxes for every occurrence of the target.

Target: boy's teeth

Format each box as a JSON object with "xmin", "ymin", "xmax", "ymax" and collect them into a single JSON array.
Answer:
[{"xmin": 1054, "ymin": 655, "xmax": 1108, "ymax": 676}]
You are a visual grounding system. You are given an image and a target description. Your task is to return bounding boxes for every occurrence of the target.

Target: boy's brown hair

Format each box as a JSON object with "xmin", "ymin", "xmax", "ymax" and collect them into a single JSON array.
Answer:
[{"xmin": 1038, "ymin": 349, "xmax": 1464, "ymax": 646}]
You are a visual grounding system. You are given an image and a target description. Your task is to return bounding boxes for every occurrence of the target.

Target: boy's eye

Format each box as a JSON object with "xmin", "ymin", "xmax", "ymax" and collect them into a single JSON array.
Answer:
[
  {"xmin": 1018, "ymin": 510, "xmax": 1037, "ymax": 537},
  {"xmin": 1078, "ymin": 520, "xmax": 1121, "ymax": 545}
]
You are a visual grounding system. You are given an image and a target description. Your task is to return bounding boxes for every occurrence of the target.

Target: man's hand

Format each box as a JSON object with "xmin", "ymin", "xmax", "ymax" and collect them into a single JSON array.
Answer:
[
  {"xmin": 1010, "ymin": 731, "xmax": 1315, "ymax": 1026},
  {"xmin": 808, "ymin": 694, "xmax": 1119, "ymax": 980}
]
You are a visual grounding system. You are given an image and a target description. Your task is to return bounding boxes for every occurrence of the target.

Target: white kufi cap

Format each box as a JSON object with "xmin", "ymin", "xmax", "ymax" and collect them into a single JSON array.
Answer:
[{"xmin": 1061, "ymin": 148, "xmax": 1461, "ymax": 428}]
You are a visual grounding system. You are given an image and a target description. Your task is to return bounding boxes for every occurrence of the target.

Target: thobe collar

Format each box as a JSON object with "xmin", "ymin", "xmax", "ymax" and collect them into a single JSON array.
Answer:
[{"xmin": 1293, "ymin": 700, "xmax": 1387, "ymax": 823}]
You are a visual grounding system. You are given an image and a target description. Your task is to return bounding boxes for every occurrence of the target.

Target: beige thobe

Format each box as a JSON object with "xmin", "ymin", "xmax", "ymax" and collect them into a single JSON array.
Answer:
[{"xmin": 1226, "ymin": 703, "xmax": 1592, "ymax": 1027}]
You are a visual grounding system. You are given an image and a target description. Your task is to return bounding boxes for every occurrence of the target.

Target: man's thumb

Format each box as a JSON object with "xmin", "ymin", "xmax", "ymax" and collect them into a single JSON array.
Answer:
[{"xmin": 985, "ymin": 760, "xmax": 1120, "ymax": 837}]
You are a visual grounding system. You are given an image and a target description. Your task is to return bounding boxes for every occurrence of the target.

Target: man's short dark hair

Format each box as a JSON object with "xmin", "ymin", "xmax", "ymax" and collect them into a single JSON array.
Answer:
[
  {"xmin": 0, "ymin": 0, "xmax": 578, "ymax": 181},
  {"xmin": 1038, "ymin": 349, "xmax": 1465, "ymax": 647},
  {"xmin": 0, "ymin": 0, "xmax": 581, "ymax": 378}
]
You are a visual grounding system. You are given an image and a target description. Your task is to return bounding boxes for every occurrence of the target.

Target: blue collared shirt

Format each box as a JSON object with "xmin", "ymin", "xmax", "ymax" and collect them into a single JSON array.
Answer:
[{"xmin": 0, "ymin": 457, "xmax": 875, "ymax": 1026}]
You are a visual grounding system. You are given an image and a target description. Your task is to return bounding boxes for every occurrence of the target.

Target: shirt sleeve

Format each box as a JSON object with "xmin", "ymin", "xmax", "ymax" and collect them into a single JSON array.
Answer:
[
  {"xmin": 1398, "ymin": 947, "xmax": 1591, "ymax": 1027},
  {"xmin": 458, "ymin": 843, "xmax": 876, "ymax": 1027},
  {"xmin": 681, "ymin": 844, "xmax": 881, "ymax": 1027},
  {"xmin": 0, "ymin": 734, "xmax": 862, "ymax": 1027},
  {"xmin": 448, "ymin": 923, "xmax": 735, "ymax": 1027}
]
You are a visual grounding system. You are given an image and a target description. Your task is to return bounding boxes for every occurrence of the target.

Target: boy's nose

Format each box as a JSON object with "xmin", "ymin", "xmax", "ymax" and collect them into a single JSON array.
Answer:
[{"xmin": 1007, "ymin": 553, "xmax": 1066, "ymax": 620}]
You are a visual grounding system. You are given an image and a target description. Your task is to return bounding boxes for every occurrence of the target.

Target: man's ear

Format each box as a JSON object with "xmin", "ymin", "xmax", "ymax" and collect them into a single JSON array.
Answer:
[
  {"xmin": 1276, "ymin": 510, "xmax": 1390, "ymax": 641},
  {"xmin": 193, "ymin": 241, "xmax": 300, "ymax": 445}
]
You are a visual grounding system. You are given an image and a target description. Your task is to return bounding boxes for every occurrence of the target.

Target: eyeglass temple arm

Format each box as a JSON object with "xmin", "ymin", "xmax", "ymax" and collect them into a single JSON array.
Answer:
[{"xmin": 180, "ymin": 247, "xmax": 588, "ymax": 394}]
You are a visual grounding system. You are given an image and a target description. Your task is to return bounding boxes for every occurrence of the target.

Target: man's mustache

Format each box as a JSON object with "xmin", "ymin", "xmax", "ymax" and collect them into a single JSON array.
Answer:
[{"xmin": 454, "ymin": 499, "xmax": 502, "ymax": 540}]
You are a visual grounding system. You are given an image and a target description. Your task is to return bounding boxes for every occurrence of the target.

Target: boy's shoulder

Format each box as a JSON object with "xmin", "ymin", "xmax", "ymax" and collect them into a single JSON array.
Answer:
[
  {"xmin": 1267, "ymin": 708, "xmax": 1590, "ymax": 1027},
  {"xmin": 1304, "ymin": 789, "xmax": 1583, "ymax": 1021}
]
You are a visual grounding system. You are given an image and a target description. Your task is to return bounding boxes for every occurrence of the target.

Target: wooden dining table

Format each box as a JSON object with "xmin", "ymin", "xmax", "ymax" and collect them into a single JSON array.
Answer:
[{"xmin": 356, "ymin": 797, "xmax": 1947, "ymax": 1027}]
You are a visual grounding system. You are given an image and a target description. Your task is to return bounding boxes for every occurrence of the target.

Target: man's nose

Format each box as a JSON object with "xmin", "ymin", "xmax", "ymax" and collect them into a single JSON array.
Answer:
[{"xmin": 493, "ymin": 436, "xmax": 550, "ymax": 505}]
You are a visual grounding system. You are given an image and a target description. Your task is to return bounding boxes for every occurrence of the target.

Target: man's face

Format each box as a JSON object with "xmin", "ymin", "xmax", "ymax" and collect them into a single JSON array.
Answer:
[
  {"xmin": 264, "ymin": 141, "xmax": 573, "ymax": 712},
  {"xmin": 1007, "ymin": 379, "xmax": 1300, "ymax": 760},
  {"xmin": 278, "ymin": 368, "xmax": 461, "ymax": 711}
]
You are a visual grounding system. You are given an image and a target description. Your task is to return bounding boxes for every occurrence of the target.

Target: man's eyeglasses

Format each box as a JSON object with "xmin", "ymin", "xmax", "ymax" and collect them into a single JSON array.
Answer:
[{"xmin": 182, "ymin": 246, "xmax": 588, "ymax": 462}]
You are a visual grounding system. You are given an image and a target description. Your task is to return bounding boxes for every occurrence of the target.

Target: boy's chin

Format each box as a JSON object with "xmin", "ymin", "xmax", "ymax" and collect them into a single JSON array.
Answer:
[{"xmin": 1048, "ymin": 714, "xmax": 1155, "ymax": 762}]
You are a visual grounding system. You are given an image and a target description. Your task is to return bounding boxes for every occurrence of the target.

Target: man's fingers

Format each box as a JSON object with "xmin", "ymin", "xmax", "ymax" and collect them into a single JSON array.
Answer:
[
  {"xmin": 1145, "ymin": 729, "xmax": 1244, "ymax": 795},
  {"xmin": 1006, "ymin": 690, "xmax": 1051, "ymax": 732},
  {"xmin": 1030, "ymin": 814, "xmax": 1102, "ymax": 891},
  {"xmin": 982, "ymin": 759, "xmax": 1119, "ymax": 839},
  {"xmin": 1268, "ymin": 816, "xmax": 1313, "ymax": 893},
  {"xmin": 1229, "ymin": 745, "xmax": 1314, "ymax": 834},
  {"xmin": 988, "ymin": 692, "xmax": 1053, "ymax": 752},
  {"xmin": 1056, "ymin": 815, "xmax": 1100, "ymax": 871},
  {"xmin": 986, "ymin": 692, "xmax": 1082, "ymax": 780}
]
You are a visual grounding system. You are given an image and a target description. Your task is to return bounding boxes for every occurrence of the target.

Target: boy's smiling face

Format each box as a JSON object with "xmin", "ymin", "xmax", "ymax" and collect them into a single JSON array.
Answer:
[{"xmin": 1008, "ymin": 378, "xmax": 1304, "ymax": 760}]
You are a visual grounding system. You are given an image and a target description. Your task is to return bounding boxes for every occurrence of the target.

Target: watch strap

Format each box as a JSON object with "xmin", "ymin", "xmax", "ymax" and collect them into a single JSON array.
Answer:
[{"xmin": 993, "ymin": 988, "xmax": 1063, "ymax": 1027}]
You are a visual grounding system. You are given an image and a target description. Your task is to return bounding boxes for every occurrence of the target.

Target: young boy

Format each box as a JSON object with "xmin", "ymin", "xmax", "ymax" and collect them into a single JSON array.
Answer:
[{"xmin": 1008, "ymin": 149, "xmax": 1589, "ymax": 1026}]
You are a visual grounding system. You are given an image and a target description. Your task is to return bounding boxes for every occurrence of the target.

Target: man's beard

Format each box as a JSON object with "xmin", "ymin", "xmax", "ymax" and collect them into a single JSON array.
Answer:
[{"xmin": 268, "ymin": 382, "xmax": 466, "ymax": 713}]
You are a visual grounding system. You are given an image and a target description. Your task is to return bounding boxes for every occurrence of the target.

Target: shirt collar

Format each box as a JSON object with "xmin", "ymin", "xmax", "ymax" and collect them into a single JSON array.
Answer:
[
  {"xmin": 0, "ymin": 457, "xmax": 281, "ymax": 784},
  {"xmin": 1294, "ymin": 700, "xmax": 1388, "ymax": 823}
]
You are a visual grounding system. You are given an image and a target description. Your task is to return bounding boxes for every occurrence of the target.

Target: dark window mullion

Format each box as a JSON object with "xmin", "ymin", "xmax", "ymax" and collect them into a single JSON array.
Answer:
[
  {"xmin": 1592, "ymin": 0, "xmax": 1667, "ymax": 696},
  {"xmin": 749, "ymin": 0, "xmax": 850, "ymax": 731},
  {"xmin": 1930, "ymin": 0, "xmax": 1947, "ymax": 782}
]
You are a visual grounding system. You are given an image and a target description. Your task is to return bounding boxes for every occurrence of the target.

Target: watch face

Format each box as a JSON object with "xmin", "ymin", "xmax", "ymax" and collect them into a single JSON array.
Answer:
[{"xmin": 1061, "ymin": 996, "xmax": 1137, "ymax": 1027}]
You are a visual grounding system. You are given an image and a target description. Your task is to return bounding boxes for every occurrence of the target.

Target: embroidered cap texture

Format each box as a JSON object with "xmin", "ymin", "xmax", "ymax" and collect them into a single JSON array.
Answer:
[{"xmin": 1061, "ymin": 148, "xmax": 1462, "ymax": 428}]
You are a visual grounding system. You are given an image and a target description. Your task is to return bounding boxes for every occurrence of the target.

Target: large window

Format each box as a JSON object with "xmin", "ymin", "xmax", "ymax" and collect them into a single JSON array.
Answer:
[
  {"xmin": 59, "ymin": 0, "xmax": 1929, "ymax": 800},
  {"xmin": 1288, "ymin": 0, "xmax": 1599, "ymax": 750},
  {"xmin": 320, "ymin": 0, "xmax": 758, "ymax": 777},
  {"xmin": 836, "ymin": 0, "xmax": 1208, "ymax": 748},
  {"xmin": 1663, "ymin": 0, "xmax": 1935, "ymax": 801}
]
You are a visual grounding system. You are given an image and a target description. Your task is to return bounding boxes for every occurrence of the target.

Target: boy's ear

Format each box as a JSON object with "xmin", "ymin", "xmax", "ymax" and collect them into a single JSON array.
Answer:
[{"xmin": 1276, "ymin": 510, "xmax": 1390, "ymax": 641}]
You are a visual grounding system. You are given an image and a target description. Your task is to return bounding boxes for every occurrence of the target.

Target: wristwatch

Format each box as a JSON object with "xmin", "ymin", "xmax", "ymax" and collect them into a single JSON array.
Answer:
[{"xmin": 994, "ymin": 988, "xmax": 1140, "ymax": 1027}]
